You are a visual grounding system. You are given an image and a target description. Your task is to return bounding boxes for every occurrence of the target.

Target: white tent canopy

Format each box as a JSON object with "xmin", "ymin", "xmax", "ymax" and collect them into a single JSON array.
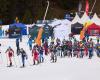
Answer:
[
  {"xmin": 48, "ymin": 19, "xmax": 71, "ymax": 40},
  {"xmin": 80, "ymin": 12, "xmax": 91, "ymax": 24},
  {"xmin": 60, "ymin": 19, "xmax": 71, "ymax": 25},
  {"xmin": 48, "ymin": 19, "xmax": 61, "ymax": 27},
  {"xmin": 54, "ymin": 24, "xmax": 71, "ymax": 41},
  {"xmin": 91, "ymin": 13, "xmax": 100, "ymax": 25},
  {"xmin": 49, "ymin": 19, "xmax": 71, "ymax": 27},
  {"xmin": 71, "ymin": 13, "xmax": 81, "ymax": 24}
]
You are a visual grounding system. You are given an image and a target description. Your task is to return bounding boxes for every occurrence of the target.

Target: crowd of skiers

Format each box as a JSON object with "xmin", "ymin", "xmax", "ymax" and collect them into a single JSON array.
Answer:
[{"xmin": 0, "ymin": 35, "xmax": 100, "ymax": 68}]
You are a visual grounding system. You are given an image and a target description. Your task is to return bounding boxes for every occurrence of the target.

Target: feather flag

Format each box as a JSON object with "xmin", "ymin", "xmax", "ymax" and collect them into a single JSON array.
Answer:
[
  {"xmin": 85, "ymin": 0, "xmax": 89, "ymax": 15},
  {"xmin": 80, "ymin": 31, "xmax": 85, "ymax": 40},
  {"xmin": 80, "ymin": 21, "xmax": 93, "ymax": 40},
  {"xmin": 35, "ymin": 27, "xmax": 43, "ymax": 46}
]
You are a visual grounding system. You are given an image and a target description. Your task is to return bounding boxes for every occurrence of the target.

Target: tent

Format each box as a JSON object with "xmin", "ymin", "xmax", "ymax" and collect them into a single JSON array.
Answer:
[
  {"xmin": 87, "ymin": 23, "xmax": 100, "ymax": 36},
  {"xmin": 60, "ymin": 19, "xmax": 71, "ymax": 25},
  {"xmin": 48, "ymin": 19, "xmax": 61, "ymax": 27},
  {"xmin": 48, "ymin": 19, "xmax": 71, "ymax": 27},
  {"xmin": 9, "ymin": 23, "xmax": 27, "ymax": 38},
  {"xmin": 80, "ymin": 12, "xmax": 90, "ymax": 24},
  {"xmin": 54, "ymin": 24, "xmax": 71, "ymax": 41},
  {"xmin": 91, "ymin": 13, "xmax": 100, "ymax": 25},
  {"xmin": 29, "ymin": 24, "xmax": 53, "ymax": 40},
  {"xmin": 71, "ymin": 22, "xmax": 83, "ymax": 34},
  {"xmin": 52, "ymin": 19, "xmax": 71, "ymax": 40},
  {"xmin": 29, "ymin": 25, "xmax": 39, "ymax": 40},
  {"xmin": 71, "ymin": 13, "xmax": 81, "ymax": 24}
]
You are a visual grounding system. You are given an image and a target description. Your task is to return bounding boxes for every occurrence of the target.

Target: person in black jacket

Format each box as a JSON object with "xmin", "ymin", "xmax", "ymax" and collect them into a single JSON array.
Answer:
[{"xmin": 19, "ymin": 48, "xmax": 27, "ymax": 67}]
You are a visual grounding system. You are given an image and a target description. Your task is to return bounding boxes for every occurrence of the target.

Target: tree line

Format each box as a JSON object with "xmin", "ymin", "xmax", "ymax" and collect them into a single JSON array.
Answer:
[{"xmin": 0, "ymin": 0, "xmax": 98, "ymax": 24}]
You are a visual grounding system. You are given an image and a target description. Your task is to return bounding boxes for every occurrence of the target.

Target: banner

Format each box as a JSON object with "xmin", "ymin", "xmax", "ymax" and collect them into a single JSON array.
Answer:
[
  {"xmin": 85, "ymin": 0, "xmax": 89, "ymax": 15},
  {"xmin": 35, "ymin": 28, "xmax": 43, "ymax": 46},
  {"xmin": 80, "ymin": 31, "xmax": 85, "ymax": 40}
]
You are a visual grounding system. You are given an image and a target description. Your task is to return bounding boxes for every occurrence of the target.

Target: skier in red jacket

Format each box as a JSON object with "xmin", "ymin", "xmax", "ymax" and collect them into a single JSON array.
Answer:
[
  {"xmin": 32, "ymin": 45, "xmax": 39, "ymax": 65},
  {"xmin": 5, "ymin": 46, "xmax": 14, "ymax": 67}
]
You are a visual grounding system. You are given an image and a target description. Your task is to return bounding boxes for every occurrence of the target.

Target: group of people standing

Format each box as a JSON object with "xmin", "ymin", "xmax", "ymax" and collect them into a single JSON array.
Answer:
[{"xmin": 0, "ymin": 35, "xmax": 100, "ymax": 68}]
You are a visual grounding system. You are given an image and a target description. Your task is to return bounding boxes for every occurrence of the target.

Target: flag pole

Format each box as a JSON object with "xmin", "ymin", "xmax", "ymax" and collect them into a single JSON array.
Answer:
[
  {"xmin": 36, "ymin": 1, "xmax": 49, "ymax": 46},
  {"xmin": 89, "ymin": 0, "xmax": 97, "ymax": 15},
  {"xmin": 43, "ymin": 0, "xmax": 50, "ymax": 23}
]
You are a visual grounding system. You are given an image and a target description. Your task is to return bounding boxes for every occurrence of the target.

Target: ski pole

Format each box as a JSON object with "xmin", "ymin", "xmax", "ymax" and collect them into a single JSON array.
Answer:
[{"xmin": 13, "ymin": 56, "xmax": 17, "ymax": 67}]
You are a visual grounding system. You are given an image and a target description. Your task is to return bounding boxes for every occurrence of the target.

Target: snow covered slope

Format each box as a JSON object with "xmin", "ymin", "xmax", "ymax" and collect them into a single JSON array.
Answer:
[{"xmin": 0, "ymin": 36, "xmax": 100, "ymax": 80}]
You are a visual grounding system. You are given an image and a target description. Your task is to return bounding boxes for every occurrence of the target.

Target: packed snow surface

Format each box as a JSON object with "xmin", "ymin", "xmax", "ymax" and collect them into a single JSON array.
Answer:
[{"xmin": 0, "ymin": 36, "xmax": 100, "ymax": 80}]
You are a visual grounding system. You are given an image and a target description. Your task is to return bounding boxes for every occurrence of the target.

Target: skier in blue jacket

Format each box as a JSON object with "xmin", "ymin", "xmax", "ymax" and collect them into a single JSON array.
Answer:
[
  {"xmin": 38, "ymin": 46, "xmax": 44, "ymax": 63},
  {"xmin": 27, "ymin": 37, "xmax": 32, "ymax": 50},
  {"xmin": 16, "ymin": 38, "xmax": 20, "ymax": 55}
]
